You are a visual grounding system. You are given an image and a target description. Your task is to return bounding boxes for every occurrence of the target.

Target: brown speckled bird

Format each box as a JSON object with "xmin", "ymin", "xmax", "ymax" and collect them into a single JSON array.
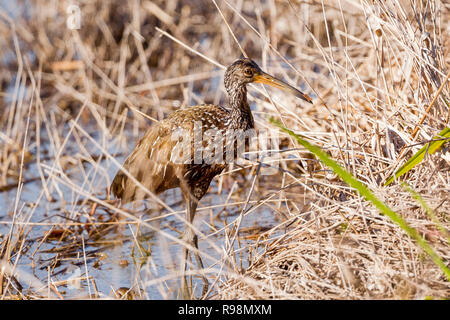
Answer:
[{"xmin": 110, "ymin": 58, "xmax": 312, "ymax": 297}]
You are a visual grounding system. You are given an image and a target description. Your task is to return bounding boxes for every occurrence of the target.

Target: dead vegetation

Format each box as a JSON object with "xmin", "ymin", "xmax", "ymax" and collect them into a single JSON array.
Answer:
[{"xmin": 0, "ymin": 0, "xmax": 449, "ymax": 299}]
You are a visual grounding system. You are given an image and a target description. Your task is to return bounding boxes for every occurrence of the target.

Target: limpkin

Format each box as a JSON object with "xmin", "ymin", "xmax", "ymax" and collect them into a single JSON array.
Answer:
[{"xmin": 110, "ymin": 58, "xmax": 312, "ymax": 297}]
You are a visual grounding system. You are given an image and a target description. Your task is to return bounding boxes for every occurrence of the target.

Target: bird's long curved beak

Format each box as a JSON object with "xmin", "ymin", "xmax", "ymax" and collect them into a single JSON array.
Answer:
[{"xmin": 254, "ymin": 72, "xmax": 312, "ymax": 104}]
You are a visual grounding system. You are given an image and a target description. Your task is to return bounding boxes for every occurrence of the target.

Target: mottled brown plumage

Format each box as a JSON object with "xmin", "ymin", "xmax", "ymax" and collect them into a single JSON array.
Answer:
[
  {"xmin": 110, "ymin": 104, "xmax": 230, "ymax": 203},
  {"xmin": 110, "ymin": 58, "xmax": 312, "ymax": 297}
]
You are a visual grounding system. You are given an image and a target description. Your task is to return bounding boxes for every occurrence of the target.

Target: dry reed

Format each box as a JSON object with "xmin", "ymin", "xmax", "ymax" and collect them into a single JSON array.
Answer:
[{"xmin": 0, "ymin": 0, "xmax": 448, "ymax": 299}]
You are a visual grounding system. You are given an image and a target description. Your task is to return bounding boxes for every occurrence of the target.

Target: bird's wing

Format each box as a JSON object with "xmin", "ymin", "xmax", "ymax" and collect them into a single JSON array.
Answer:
[
  {"xmin": 110, "ymin": 121, "xmax": 174, "ymax": 202},
  {"xmin": 110, "ymin": 105, "xmax": 229, "ymax": 203}
]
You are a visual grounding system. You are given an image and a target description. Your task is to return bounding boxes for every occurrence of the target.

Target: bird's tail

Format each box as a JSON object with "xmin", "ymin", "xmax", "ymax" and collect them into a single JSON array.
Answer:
[{"xmin": 110, "ymin": 171, "xmax": 127, "ymax": 202}]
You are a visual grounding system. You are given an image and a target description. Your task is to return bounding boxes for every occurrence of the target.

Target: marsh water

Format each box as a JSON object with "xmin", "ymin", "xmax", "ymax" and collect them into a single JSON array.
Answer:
[
  {"xmin": 0, "ymin": 113, "xmax": 283, "ymax": 299},
  {"xmin": 0, "ymin": 0, "xmax": 292, "ymax": 299}
]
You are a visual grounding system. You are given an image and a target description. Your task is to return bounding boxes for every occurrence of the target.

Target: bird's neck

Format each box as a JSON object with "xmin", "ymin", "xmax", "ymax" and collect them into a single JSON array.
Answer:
[{"xmin": 227, "ymin": 85, "xmax": 254, "ymax": 130}]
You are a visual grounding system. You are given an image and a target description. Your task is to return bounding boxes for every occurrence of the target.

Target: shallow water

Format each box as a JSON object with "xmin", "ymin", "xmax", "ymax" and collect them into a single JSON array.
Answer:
[
  {"xmin": 0, "ymin": 0, "xmax": 285, "ymax": 298},
  {"xmin": 0, "ymin": 139, "xmax": 281, "ymax": 299}
]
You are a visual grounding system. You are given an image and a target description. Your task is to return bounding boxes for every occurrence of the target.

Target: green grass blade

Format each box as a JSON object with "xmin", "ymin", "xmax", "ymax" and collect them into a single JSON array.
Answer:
[
  {"xmin": 401, "ymin": 182, "xmax": 450, "ymax": 245},
  {"xmin": 385, "ymin": 127, "xmax": 450, "ymax": 186},
  {"xmin": 270, "ymin": 118, "xmax": 450, "ymax": 281}
]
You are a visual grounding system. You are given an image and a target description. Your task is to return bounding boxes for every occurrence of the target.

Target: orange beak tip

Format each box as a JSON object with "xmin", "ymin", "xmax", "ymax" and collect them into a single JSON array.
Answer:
[{"xmin": 304, "ymin": 94, "xmax": 313, "ymax": 104}]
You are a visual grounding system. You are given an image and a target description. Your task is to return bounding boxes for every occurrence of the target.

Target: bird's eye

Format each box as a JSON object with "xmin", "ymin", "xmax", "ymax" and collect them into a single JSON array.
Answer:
[{"xmin": 244, "ymin": 68, "xmax": 253, "ymax": 77}]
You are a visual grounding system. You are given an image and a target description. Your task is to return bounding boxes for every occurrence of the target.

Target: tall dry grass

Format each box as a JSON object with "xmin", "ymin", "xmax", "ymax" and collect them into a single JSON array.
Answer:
[{"xmin": 0, "ymin": 0, "xmax": 448, "ymax": 299}]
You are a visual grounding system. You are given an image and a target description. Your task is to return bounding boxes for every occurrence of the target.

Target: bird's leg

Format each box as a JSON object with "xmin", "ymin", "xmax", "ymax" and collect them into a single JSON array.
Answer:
[
  {"xmin": 188, "ymin": 198, "xmax": 209, "ymax": 297},
  {"xmin": 179, "ymin": 198, "xmax": 193, "ymax": 299},
  {"xmin": 178, "ymin": 196, "xmax": 209, "ymax": 299}
]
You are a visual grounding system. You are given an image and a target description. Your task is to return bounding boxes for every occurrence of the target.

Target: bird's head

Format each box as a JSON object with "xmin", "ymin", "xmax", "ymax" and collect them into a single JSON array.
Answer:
[{"xmin": 224, "ymin": 58, "xmax": 312, "ymax": 103}]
